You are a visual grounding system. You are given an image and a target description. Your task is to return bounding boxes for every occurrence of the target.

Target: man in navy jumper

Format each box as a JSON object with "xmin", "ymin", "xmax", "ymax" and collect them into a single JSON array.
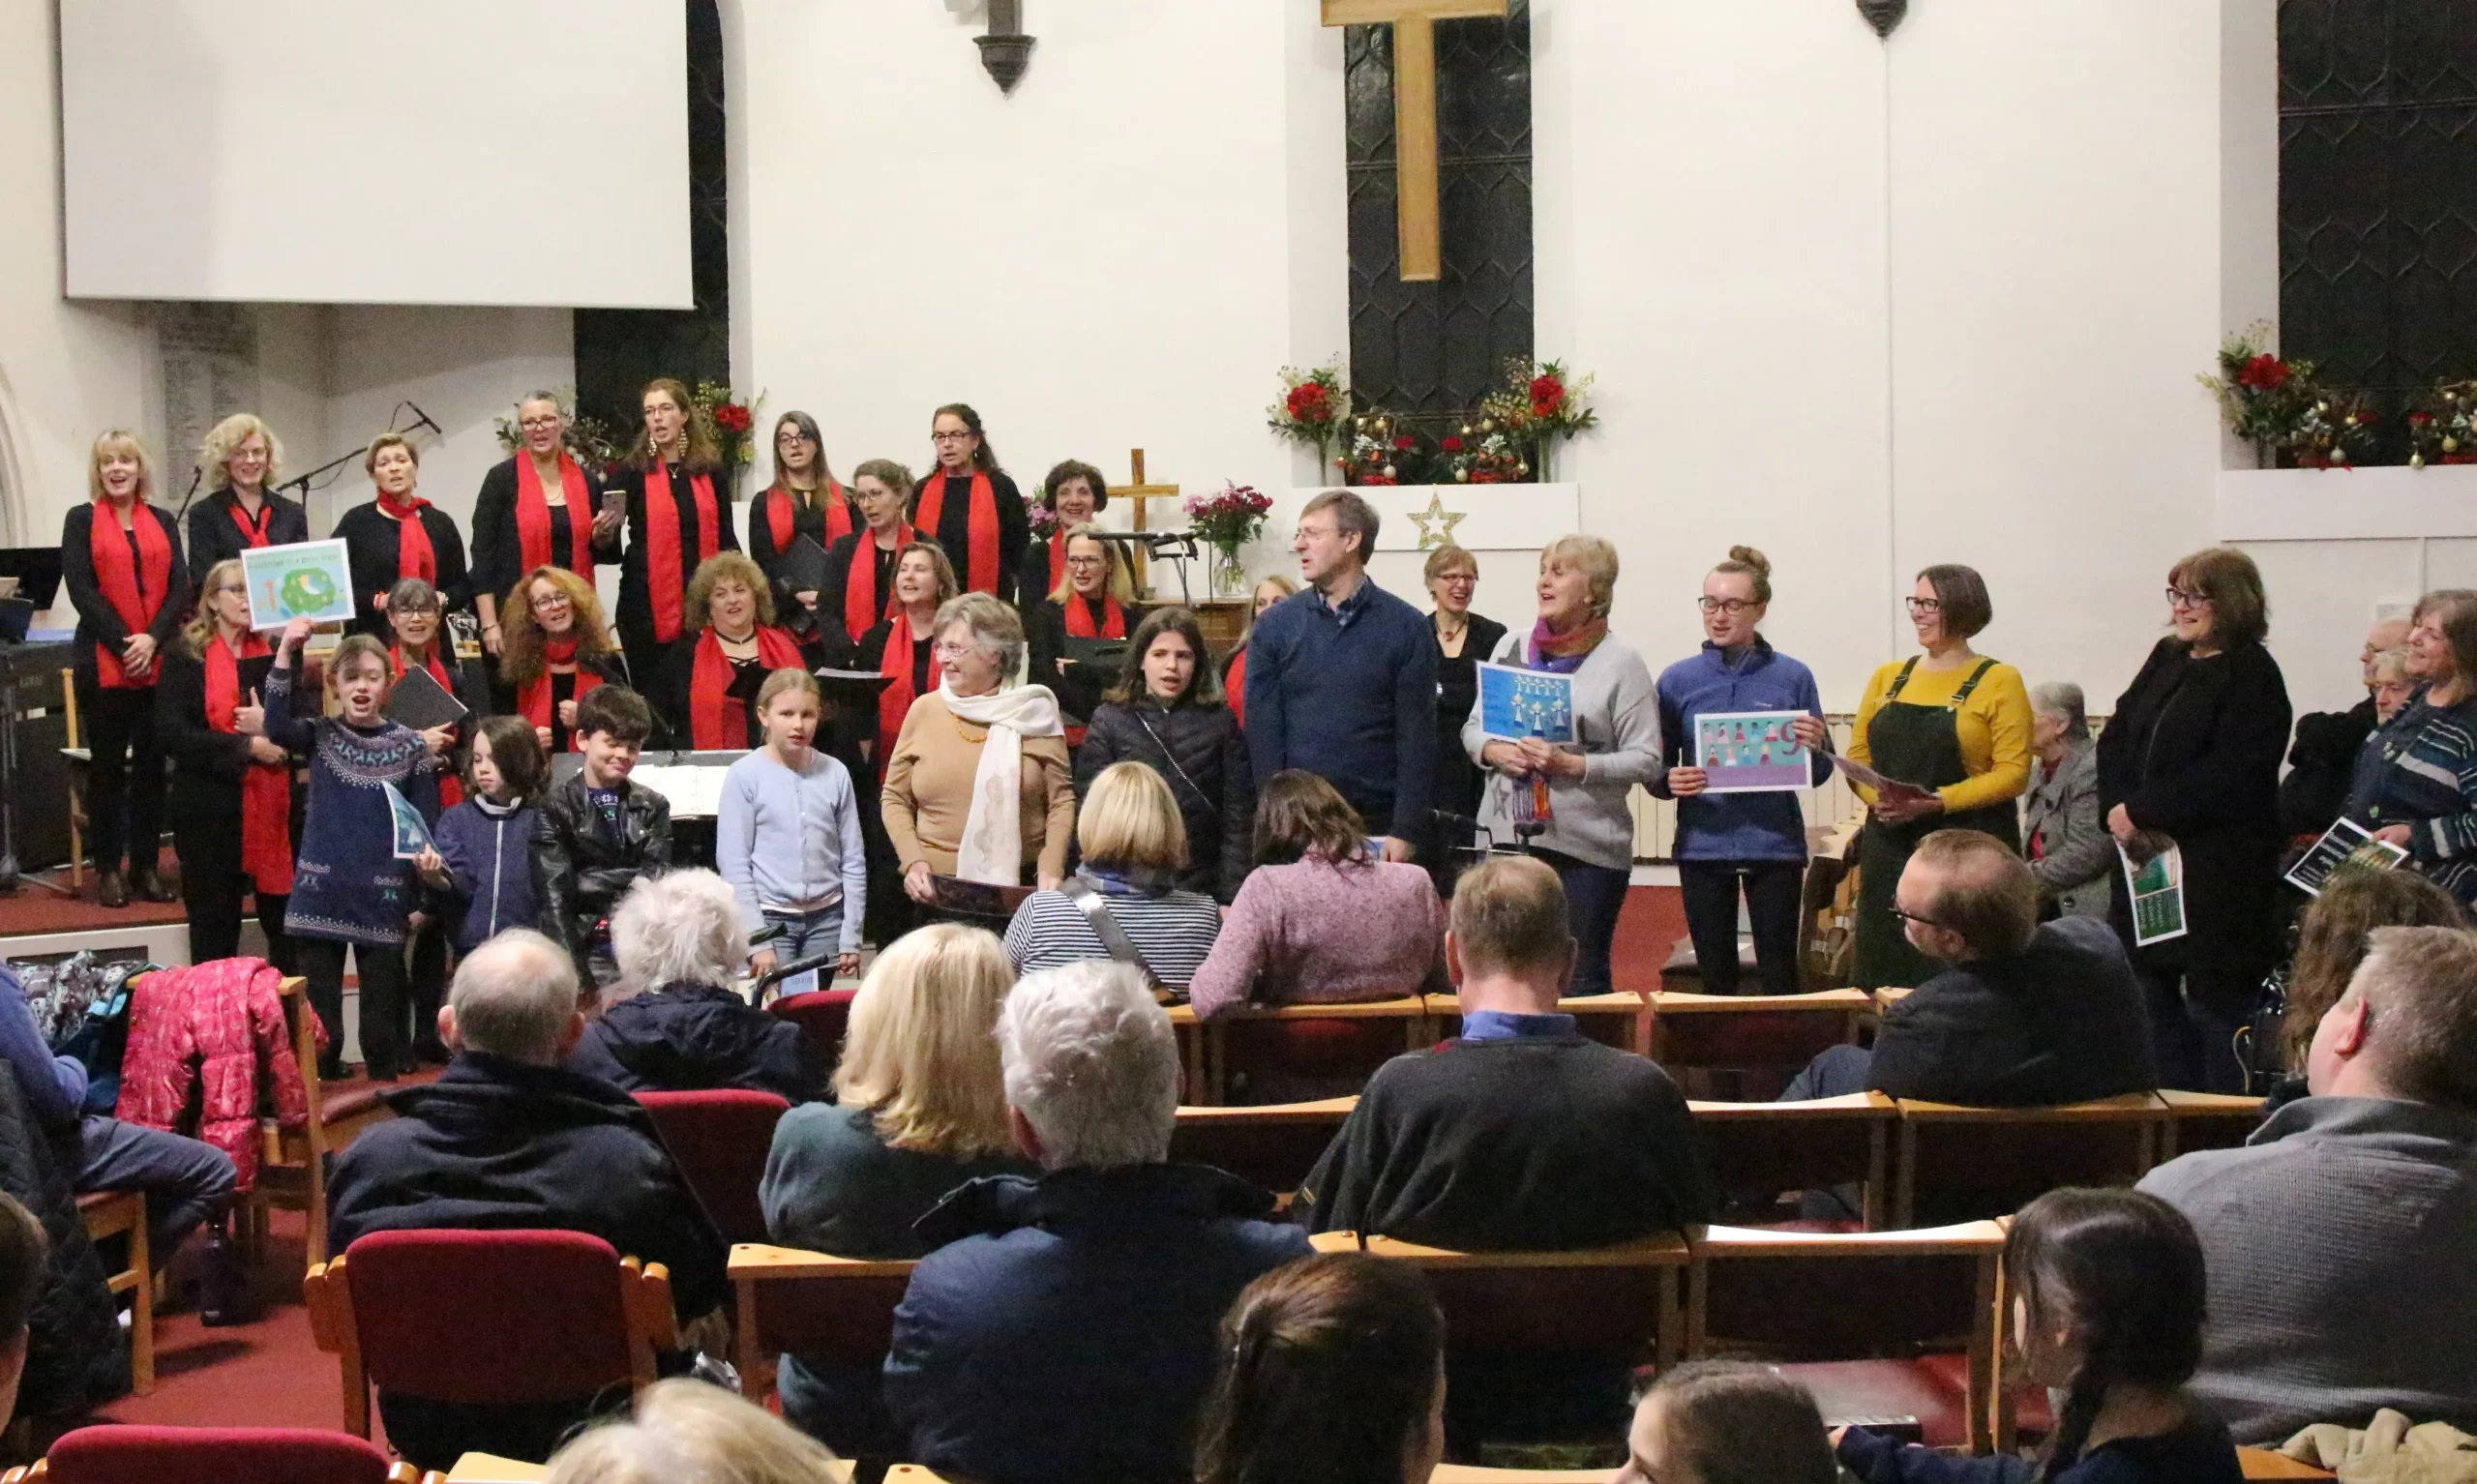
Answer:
[{"xmin": 1244, "ymin": 490, "xmax": 1439, "ymax": 862}]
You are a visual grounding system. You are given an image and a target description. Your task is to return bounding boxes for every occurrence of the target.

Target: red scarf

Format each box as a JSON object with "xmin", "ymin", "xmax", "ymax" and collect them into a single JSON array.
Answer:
[
  {"xmin": 644, "ymin": 462, "xmax": 720, "ymax": 643},
  {"xmin": 516, "ymin": 453, "xmax": 596, "ymax": 577},
  {"xmin": 1045, "ymin": 530, "xmax": 1070, "ymax": 595},
  {"xmin": 916, "ymin": 468, "xmax": 1000, "ymax": 596},
  {"xmin": 763, "ymin": 479, "xmax": 851, "ymax": 553},
  {"xmin": 89, "ymin": 500, "xmax": 173, "ymax": 690},
  {"xmin": 204, "ymin": 630, "xmax": 293, "ymax": 895},
  {"xmin": 843, "ymin": 525, "xmax": 913, "ymax": 647},
  {"xmin": 391, "ymin": 644, "xmax": 463, "ymax": 808},
  {"xmin": 519, "ymin": 636, "xmax": 605, "ymax": 739},
  {"xmin": 1063, "ymin": 591, "xmax": 1127, "ymax": 639},
  {"xmin": 690, "ymin": 625, "xmax": 805, "ymax": 750},
  {"xmin": 380, "ymin": 493, "xmax": 436, "ymax": 584},
  {"xmin": 876, "ymin": 611, "xmax": 922, "ymax": 779},
  {"xmin": 821, "ymin": 480, "xmax": 853, "ymax": 546},
  {"xmin": 1226, "ymin": 646, "xmax": 1249, "ymax": 727},
  {"xmin": 226, "ymin": 491, "xmax": 277, "ymax": 549}
]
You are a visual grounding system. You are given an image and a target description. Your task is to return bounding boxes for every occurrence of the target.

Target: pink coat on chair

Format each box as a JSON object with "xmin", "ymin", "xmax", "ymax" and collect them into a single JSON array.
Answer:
[{"xmin": 114, "ymin": 958, "xmax": 313, "ymax": 1192}]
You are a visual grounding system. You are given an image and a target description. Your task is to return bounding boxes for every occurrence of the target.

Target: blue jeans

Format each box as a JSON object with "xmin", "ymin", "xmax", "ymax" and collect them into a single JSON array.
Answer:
[
  {"xmin": 763, "ymin": 905, "xmax": 846, "ymax": 969},
  {"xmin": 1539, "ymin": 852, "xmax": 1631, "ymax": 997},
  {"xmin": 78, "ymin": 1115, "xmax": 237, "ymax": 1263}
]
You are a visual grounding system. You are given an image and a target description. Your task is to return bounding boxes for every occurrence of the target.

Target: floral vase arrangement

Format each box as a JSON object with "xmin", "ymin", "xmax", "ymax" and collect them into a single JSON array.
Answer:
[
  {"xmin": 1185, "ymin": 481, "xmax": 1273, "ymax": 599},
  {"xmin": 1479, "ymin": 357, "xmax": 1597, "ymax": 481},
  {"xmin": 1268, "ymin": 361, "xmax": 1351, "ymax": 477},
  {"xmin": 2198, "ymin": 325, "xmax": 2319, "ymax": 468},
  {"xmin": 690, "ymin": 379, "xmax": 762, "ymax": 489}
]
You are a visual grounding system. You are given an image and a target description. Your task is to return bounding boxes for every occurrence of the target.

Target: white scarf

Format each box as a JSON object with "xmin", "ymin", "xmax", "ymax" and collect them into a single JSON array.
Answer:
[{"xmin": 943, "ymin": 679, "xmax": 1064, "ymax": 885}]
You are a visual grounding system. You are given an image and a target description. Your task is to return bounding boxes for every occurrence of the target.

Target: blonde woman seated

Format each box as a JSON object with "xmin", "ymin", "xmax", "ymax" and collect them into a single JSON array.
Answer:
[
  {"xmin": 760, "ymin": 923, "xmax": 1030, "ymax": 1452},
  {"xmin": 1002, "ymin": 762, "xmax": 1224, "ymax": 990},
  {"xmin": 1188, "ymin": 770, "xmax": 1448, "ymax": 1020},
  {"xmin": 881, "ymin": 592, "xmax": 1076, "ymax": 899},
  {"xmin": 545, "ymin": 1378, "xmax": 842, "ymax": 1484}
]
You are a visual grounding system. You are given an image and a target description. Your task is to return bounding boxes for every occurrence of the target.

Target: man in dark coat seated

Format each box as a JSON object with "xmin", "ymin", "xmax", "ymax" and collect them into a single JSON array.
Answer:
[
  {"xmin": 1784, "ymin": 828, "xmax": 2157, "ymax": 1107},
  {"xmin": 882, "ymin": 960, "xmax": 1309, "ymax": 1484},
  {"xmin": 566, "ymin": 870, "xmax": 824, "ymax": 1103},
  {"xmin": 2280, "ymin": 615, "xmax": 2409, "ymax": 838},
  {"xmin": 1295, "ymin": 853, "xmax": 1714, "ymax": 1450},
  {"xmin": 326, "ymin": 929, "xmax": 729, "ymax": 1470}
]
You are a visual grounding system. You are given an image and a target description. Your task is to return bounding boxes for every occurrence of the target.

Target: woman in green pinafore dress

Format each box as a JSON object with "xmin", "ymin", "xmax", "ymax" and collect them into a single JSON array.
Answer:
[{"xmin": 1846, "ymin": 565, "xmax": 2036, "ymax": 989}]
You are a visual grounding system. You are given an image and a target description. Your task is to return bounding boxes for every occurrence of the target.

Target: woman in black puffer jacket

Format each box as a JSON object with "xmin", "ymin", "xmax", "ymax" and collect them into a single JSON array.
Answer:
[{"xmin": 1076, "ymin": 608, "xmax": 1255, "ymax": 903}]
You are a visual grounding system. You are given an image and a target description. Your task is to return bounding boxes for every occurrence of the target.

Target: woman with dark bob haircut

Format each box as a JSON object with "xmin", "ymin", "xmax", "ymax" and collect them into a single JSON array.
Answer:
[
  {"xmin": 1075, "ymin": 606, "xmax": 1254, "ymax": 901},
  {"xmin": 1836, "ymin": 1188, "xmax": 2242, "ymax": 1482},
  {"xmin": 2098, "ymin": 546, "xmax": 2291, "ymax": 1092},
  {"xmin": 1847, "ymin": 562, "xmax": 2034, "ymax": 988},
  {"xmin": 1195, "ymin": 1252, "xmax": 1445, "ymax": 1484}
]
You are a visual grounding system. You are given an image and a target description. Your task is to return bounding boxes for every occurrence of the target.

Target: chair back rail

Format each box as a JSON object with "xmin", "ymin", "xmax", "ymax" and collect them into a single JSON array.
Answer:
[
  {"xmin": 632, "ymin": 1089, "xmax": 791, "ymax": 1246},
  {"xmin": 1690, "ymin": 1092, "xmax": 1896, "ymax": 1230},
  {"xmin": 1893, "ymin": 1094, "xmax": 2166, "ymax": 1227},
  {"xmin": 1308, "ymin": 1231, "xmax": 1689, "ymax": 1369}
]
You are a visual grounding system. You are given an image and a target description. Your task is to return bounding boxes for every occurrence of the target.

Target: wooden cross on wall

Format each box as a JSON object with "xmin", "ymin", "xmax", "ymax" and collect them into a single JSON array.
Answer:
[
  {"xmin": 1120, "ymin": 448, "xmax": 1181, "ymax": 596},
  {"xmin": 1322, "ymin": 0, "xmax": 1508, "ymax": 282}
]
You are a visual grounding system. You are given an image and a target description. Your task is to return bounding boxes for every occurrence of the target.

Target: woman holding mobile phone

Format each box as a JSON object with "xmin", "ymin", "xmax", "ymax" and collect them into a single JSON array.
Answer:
[{"xmin": 470, "ymin": 392, "xmax": 620, "ymax": 657}]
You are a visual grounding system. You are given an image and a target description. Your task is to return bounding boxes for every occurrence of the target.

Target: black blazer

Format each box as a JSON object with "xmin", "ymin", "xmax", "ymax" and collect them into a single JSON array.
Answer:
[
  {"xmin": 2096, "ymin": 637, "xmax": 2293, "ymax": 995},
  {"xmin": 333, "ymin": 501, "xmax": 471, "ymax": 637},
  {"xmin": 611, "ymin": 460, "xmax": 740, "ymax": 649},
  {"xmin": 185, "ymin": 489, "xmax": 310, "ymax": 584},
  {"xmin": 61, "ymin": 502, "xmax": 189, "ymax": 691},
  {"xmin": 910, "ymin": 467, "xmax": 1030, "ymax": 607},
  {"xmin": 155, "ymin": 642, "xmax": 313, "ymax": 832},
  {"xmin": 469, "ymin": 456, "xmax": 617, "ymax": 608},
  {"xmin": 1027, "ymin": 596, "xmax": 1149, "ymax": 729},
  {"xmin": 1433, "ymin": 610, "xmax": 1509, "ymax": 818}
]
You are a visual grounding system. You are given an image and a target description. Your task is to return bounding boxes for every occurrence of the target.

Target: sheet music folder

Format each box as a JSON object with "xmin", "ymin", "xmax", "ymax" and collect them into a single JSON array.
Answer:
[{"xmin": 385, "ymin": 664, "xmax": 468, "ymax": 730}]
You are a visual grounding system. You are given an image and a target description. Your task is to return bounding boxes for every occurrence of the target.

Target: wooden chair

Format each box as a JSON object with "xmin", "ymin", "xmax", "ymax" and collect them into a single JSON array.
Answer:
[
  {"xmin": 304, "ymin": 1230, "xmax": 676, "ymax": 1438},
  {"xmin": 245, "ymin": 973, "xmax": 394, "ymax": 1268},
  {"xmin": 60, "ymin": 668, "xmax": 87, "ymax": 889},
  {"xmin": 633, "ymin": 1089, "xmax": 791, "ymax": 1245},
  {"xmin": 1690, "ymin": 1092, "xmax": 1898, "ymax": 1231},
  {"xmin": 1689, "ymin": 1221, "xmax": 2007, "ymax": 1454},
  {"xmin": 728, "ymin": 1242, "xmax": 916, "ymax": 1406},
  {"xmin": 1432, "ymin": 993, "xmax": 1648, "ymax": 1054},
  {"xmin": 2237, "ymin": 1447, "xmax": 2337, "ymax": 1480},
  {"xmin": 2157, "ymin": 1088, "xmax": 2269, "ymax": 1159},
  {"xmin": 74, "ymin": 1190, "xmax": 150, "ymax": 1395},
  {"xmin": 1644, "ymin": 990, "xmax": 1871, "ymax": 1088},
  {"xmin": 15, "ymin": 1425, "xmax": 413, "ymax": 1483},
  {"xmin": 1170, "ymin": 996, "xmax": 1438, "ymax": 1105},
  {"xmin": 1893, "ymin": 1094, "xmax": 2166, "ymax": 1228},
  {"xmin": 1170, "ymin": 1097, "xmax": 1357, "ymax": 1195},
  {"xmin": 1308, "ymin": 1230, "xmax": 1690, "ymax": 1371}
]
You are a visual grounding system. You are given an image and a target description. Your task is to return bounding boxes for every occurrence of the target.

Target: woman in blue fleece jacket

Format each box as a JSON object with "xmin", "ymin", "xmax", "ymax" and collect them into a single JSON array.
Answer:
[{"xmin": 1651, "ymin": 547, "xmax": 1832, "ymax": 996}]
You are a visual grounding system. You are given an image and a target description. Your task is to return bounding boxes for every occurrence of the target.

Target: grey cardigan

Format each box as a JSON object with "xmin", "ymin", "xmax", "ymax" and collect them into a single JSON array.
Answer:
[
  {"xmin": 2020, "ymin": 738, "xmax": 2110, "ymax": 919},
  {"xmin": 1460, "ymin": 632, "xmax": 1664, "ymax": 872}
]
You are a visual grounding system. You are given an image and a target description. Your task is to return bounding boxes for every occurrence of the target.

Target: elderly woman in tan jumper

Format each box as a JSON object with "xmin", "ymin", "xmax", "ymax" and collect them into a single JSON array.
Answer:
[{"xmin": 882, "ymin": 592, "xmax": 1076, "ymax": 903}]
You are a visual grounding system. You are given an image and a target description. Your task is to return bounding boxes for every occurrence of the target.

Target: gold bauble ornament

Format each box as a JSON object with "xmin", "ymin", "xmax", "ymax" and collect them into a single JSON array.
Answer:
[
  {"xmin": 2413, "ymin": 454, "xmax": 2428, "ymax": 469},
  {"xmin": 2333, "ymin": 449, "xmax": 2350, "ymax": 465},
  {"xmin": 2447, "ymin": 437, "xmax": 2462, "ymax": 454},
  {"xmin": 1381, "ymin": 463, "xmax": 1397, "ymax": 481},
  {"xmin": 2315, "ymin": 401, "xmax": 2331, "ymax": 414},
  {"xmin": 1453, "ymin": 468, "xmax": 1469, "ymax": 482}
]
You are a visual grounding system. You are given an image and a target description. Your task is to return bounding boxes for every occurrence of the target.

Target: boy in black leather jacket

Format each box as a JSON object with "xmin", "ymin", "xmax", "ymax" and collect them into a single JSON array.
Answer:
[{"xmin": 532, "ymin": 686, "xmax": 672, "ymax": 988}]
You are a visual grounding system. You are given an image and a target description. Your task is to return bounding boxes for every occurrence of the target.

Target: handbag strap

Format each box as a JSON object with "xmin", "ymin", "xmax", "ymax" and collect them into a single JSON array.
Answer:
[{"xmin": 1059, "ymin": 877, "xmax": 1169, "ymax": 993}]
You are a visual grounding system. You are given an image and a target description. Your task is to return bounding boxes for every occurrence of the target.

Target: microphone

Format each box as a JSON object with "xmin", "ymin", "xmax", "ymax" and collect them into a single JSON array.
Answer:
[
  {"xmin": 1430, "ymin": 808, "xmax": 1484, "ymax": 840},
  {"xmin": 403, "ymin": 401, "xmax": 445, "ymax": 438}
]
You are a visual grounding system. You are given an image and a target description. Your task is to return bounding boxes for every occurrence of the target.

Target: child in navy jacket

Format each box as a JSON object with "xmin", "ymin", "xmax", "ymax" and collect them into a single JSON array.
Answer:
[{"xmin": 417, "ymin": 716, "xmax": 547, "ymax": 956}]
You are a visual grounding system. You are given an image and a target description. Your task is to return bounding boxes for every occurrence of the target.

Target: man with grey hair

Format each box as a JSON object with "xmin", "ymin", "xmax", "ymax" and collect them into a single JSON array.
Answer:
[
  {"xmin": 2140, "ymin": 924, "xmax": 2477, "ymax": 1444},
  {"xmin": 566, "ymin": 870, "xmax": 822, "ymax": 1101},
  {"xmin": 883, "ymin": 960, "xmax": 1308, "ymax": 1484},
  {"xmin": 326, "ymin": 928, "xmax": 728, "ymax": 1470},
  {"xmin": 2283, "ymin": 613, "xmax": 2416, "ymax": 836}
]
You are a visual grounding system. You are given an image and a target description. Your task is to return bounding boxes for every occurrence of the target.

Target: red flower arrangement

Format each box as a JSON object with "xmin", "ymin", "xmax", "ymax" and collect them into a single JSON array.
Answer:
[
  {"xmin": 1480, "ymin": 358, "xmax": 1597, "ymax": 480},
  {"xmin": 2199, "ymin": 325, "xmax": 2314, "ymax": 465},
  {"xmin": 1268, "ymin": 361, "xmax": 1351, "ymax": 468},
  {"xmin": 689, "ymin": 378, "xmax": 765, "ymax": 486}
]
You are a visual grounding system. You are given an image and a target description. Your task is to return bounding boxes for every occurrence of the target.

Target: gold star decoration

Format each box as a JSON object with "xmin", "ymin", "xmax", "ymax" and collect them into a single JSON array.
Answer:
[{"xmin": 1408, "ymin": 490, "xmax": 1466, "ymax": 549}]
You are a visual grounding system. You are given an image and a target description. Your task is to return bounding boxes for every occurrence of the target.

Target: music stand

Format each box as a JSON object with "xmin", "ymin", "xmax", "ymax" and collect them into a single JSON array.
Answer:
[{"xmin": 0, "ymin": 549, "xmax": 70, "ymax": 896}]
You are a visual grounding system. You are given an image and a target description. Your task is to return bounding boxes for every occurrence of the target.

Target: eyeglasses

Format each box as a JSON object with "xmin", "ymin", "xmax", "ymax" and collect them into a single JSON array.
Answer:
[
  {"xmin": 1905, "ymin": 597, "xmax": 1943, "ymax": 615},
  {"xmin": 517, "ymin": 415, "xmax": 562, "ymax": 430},
  {"xmin": 394, "ymin": 605, "xmax": 441, "ymax": 618},
  {"xmin": 931, "ymin": 430, "xmax": 975, "ymax": 444},
  {"xmin": 1437, "ymin": 573, "xmax": 1477, "ymax": 585},
  {"xmin": 1887, "ymin": 905, "xmax": 1950, "ymax": 930},
  {"xmin": 531, "ymin": 592, "xmax": 574, "ymax": 611},
  {"xmin": 933, "ymin": 639, "xmax": 986, "ymax": 659},
  {"xmin": 2165, "ymin": 587, "xmax": 2212, "ymax": 609},
  {"xmin": 1698, "ymin": 597, "xmax": 1756, "ymax": 615},
  {"xmin": 1065, "ymin": 555, "xmax": 1108, "ymax": 570},
  {"xmin": 212, "ymin": 582, "xmax": 246, "ymax": 597}
]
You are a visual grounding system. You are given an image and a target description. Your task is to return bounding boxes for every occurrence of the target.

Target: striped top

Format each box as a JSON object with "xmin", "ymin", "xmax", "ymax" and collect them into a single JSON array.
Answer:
[
  {"xmin": 2352, "ymin": 691, "xmax": 2477, "ymax": 903},
  {"xmin": 1001, "ymin": 877, "xmax": 1224, "ymax": 989}
]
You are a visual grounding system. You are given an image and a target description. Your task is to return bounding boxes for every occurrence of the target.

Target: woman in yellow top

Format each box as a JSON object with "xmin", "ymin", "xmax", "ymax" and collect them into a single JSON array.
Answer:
[{"xmin": 1848, "ymin": 563, "xmax": 2034, "ymax": 988}]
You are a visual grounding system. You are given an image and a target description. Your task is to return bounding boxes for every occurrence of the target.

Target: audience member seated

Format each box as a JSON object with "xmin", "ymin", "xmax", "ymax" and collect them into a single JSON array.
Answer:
[
  {"xmin": 567, "ymin": 870, "xmax": 823, "ymax": 1102},
  {"xmin": 1299, "ymin": 855, "xmax": 1713, "ymax": 1451},
  {"xmin": 544, "ymin": 1376, "xmax": 843, "ymax": 1484},
  {"xmin": 0, "ymin": 1192, "xmax": 45, "ymax": 1426},
  {"xmin": 2140, "ymin": 925, "xmax": 2477, "ymax": 1444},
  {"xmin": 1188, "ymin": 770, "xmax": 1448, "ymax": 1019},
  {"xmin": 1194, "ymin": 1252, "xmax": 1445, "ymax": 1484},
  {"xmin": 1783, "ymin": 830, "xmax": 2155, "ymax": 1107},
  {"xmin": 0, "ymin": 963, "xmax": 236, "ymax": 1274},
  {"xmin": 2023, "ymin": 681, "xmax": 2110, "ymax": 921},
  {"xmin": 2262, "ymin": 867, "xmax": 2466, "ymax": 1111},
  {"xmin": 883, "ymin": 961, "xmax": 1311, "ymax": 1484},
  {"xmin": 1836, "ymin": 1188, "xmax": 2244, "ymax": 1484},
  {"xmin": 1615, "ymin": 1360, "xmax": 1838, "ymax": 1484},
  {"xmin": 1299, "ymin": 854, "xmax": 1713, "ymax": 1246},
  {"xmin": 760, "ymin": 923, "xmax": 1031, "ymax": 1452},
  {"xmin": 325, "ymin": 930, "xmax": 730, "ymax": 1469},
  {"xmin": 1003, "ymin": 761, "xmax": 1224, "ymax": 990},
  {"xmin": 2281, "ymin": 615, "xmax": 2411, "ymax": 838}
]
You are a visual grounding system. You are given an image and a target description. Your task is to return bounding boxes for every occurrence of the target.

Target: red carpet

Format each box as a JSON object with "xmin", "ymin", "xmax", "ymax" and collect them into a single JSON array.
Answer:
[
  {"xmin": 1613, "ymin": 884, "xmax": 1686, "ymax": 995},
  {"xmin": 0, "ymin": 849, "xmax": 189, "ymax": 937}
]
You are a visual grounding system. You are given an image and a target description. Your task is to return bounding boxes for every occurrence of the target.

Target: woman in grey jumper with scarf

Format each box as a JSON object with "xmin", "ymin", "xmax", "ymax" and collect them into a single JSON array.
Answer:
[{"xmin": 1462, "ymin": 535, "xmax": 1664, "ymax": 995}]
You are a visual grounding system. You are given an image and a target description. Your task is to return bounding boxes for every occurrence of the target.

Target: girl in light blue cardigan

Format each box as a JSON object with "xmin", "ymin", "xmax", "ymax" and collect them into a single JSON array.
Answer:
[{"xmin": 716, "ymin": 668, "xmax": 866, "ymax": 983}]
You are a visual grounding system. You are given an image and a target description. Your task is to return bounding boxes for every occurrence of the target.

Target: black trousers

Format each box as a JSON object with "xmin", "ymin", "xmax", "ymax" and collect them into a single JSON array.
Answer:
[
  {"xmin": 1677, "ymin": 859, "xmax": 1806, "ymax": 995},
  {"xmin": 77, "ymin": 682, "xmax": 164, "ymax": 875},
  {"xmin": 173, "ymin": 815, "xmax": 291, "ymax": 969},
  {"xmin": 2136, "ymin": 961, "xmax": 2250, "ymax": 1094},
  {"xmin": 296, "ymin": 937, "xmax": 411, "ymax": 1078},
  {"xmin": 408, "ymin": 919, "xmax": 449, "ymax": 1059}
]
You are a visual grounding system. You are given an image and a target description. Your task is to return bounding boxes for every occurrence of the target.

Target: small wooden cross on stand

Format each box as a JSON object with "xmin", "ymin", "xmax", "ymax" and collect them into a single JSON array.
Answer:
[
  {"xmin": 1322, "ymin": 0, "xmax": 1508, "ymax": 282},
  {"xmin": 1119, "ymin": 448, "xmax": 1181, "ymax": 598}
]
